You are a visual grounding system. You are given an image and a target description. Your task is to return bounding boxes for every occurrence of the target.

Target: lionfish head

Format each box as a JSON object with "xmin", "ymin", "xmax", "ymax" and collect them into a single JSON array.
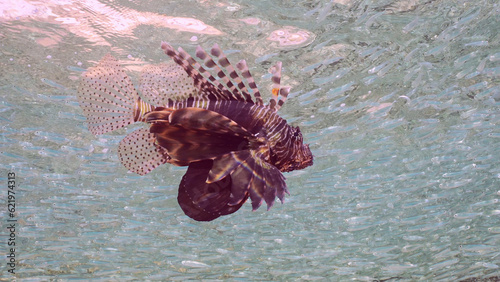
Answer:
[{"xmin": 279, "ymin": 126, "xmax": 314, "ymax": 172}]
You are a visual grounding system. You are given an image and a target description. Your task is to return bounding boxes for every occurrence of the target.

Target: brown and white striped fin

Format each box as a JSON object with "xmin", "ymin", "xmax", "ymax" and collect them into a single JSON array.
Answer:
[
  {"xmin": 139, "ymin": 63, "xmax": 197, "ymax": 107},
  {"xmin": 268, "ymin": 62, "xmax": 290, "ymax": 112},
  {"xmin": 211, "ymin": 45, "xmax": 254, "ymax": 102},
  {"xmin": 192, "ymin": 46, "xmax": 228, "ymax": 93},
  {"xmin": 208, "ymin": 149, "xmax": 288, "ymax": 211},
  {"xmin": 200, "ymin": 44, "xmax": 252, "ymax": 102},
  {"xmin": 118, "ymin": 128, "xmax": 169, "ymax": 175},
  {"xmin": 195, "ymin": 45, "xmax": 237, "ymax": 99},
  {"xmin": 148, "ymin": 108, "xmax": 253, "ymax": 164},
  {"xmin": 236, "ymin": 59, "xmax": 264, "ymax": 106},
  {"xmin": 77, "ymin": 54, "xmax": 140, "ymax": 135},
  {"xmin": 277, "ymin": 86, "xmax": 291, "ymax": 111},
  {"xmin": 168, "ymin": 107, "xmax": 253, "ymax": 138},
  {"xmin": 161, "ymin": 42, "xmax": 234, "ymax": 102}
]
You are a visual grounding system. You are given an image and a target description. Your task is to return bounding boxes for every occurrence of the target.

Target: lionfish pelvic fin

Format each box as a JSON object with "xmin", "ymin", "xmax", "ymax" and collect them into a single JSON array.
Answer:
[{"xmin": 208, "ymin": 149, "xmax": 288, "ymax": 211}]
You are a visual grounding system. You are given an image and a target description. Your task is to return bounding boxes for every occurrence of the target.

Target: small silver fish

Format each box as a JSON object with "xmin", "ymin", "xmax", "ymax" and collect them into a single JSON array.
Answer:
[{"xmin": 78, "ymin": 42, "xmax": 313, "ymax": 221}]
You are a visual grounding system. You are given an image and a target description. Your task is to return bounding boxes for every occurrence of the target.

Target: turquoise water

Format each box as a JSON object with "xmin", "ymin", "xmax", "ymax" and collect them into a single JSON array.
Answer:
[{"xmin": 1, "ymin": 0, "xmax": 499, "ymax": 280}]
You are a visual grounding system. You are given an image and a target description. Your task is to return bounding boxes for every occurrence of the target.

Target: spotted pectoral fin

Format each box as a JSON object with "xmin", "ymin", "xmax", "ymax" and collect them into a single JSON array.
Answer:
[
  {"xmin": 178, "ymin": 159, "xmax": 248, "ymax": 221},
  {"xmin": 118, "ymin": 128, "xmax": 169, "ymax": 175},
  {"xmin": 208, "ymin": 149, "xmax": 288, "ymax": 211}
]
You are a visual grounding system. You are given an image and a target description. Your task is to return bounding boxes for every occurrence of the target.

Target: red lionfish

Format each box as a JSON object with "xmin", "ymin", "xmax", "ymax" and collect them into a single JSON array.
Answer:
[{"xmin": 77, "ymin": 42, "xmax": 313, "ymax": 221}]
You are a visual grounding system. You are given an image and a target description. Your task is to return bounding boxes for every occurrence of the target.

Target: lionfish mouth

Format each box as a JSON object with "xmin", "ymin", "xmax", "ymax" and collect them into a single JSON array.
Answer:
[{"xmin": 296, "ymin": 158, "xmax": 314, "ymax": 170}]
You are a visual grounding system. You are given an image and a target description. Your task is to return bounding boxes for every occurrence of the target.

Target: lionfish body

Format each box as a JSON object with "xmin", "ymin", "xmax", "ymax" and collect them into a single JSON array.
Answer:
[{"xmin": 78, "ymin": 42, "xmax": 313, "ymax": 221}]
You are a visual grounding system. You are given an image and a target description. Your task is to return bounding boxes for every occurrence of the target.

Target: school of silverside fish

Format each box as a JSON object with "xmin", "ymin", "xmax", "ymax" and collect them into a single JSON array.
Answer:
[{"xmin": 77, "ymin": 42, "xmax": 314, "ymax": 221}]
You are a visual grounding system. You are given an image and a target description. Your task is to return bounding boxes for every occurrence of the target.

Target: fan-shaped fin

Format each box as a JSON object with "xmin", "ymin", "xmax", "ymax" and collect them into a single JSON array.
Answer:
[
  {"xmin": 118, "ymin": 128, "xmax": 169, "ymax": 175},
  {"xmin": 139, "ymin": 63, "xmax": 197, "ymax": 106},
  {"xmin": 208, "ymin": 149, "xmax": 288, "ymax": 211},
  {"xmin": 178, "ymin": 159, "xmax": 249, "ymax": 221},
  {"xmin": 78, "ymin": 54, "xmax": 140, "ymax": 135}
]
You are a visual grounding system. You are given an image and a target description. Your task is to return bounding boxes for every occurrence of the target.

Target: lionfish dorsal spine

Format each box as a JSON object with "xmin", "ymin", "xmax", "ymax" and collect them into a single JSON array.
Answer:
[
  {"xmin": 161, "ymin": 42, "xmax": 200, "ymax": 87},
  {"xmin": 200, "ymin": 46, "xmax": 237, "ymax": 95},
  {"xmin": 162, "ymin": 42, "xmax": 238, "ymax": 102},
  {"xmin": 236, "ymin": 59, "xmax": 264, "ymax": 106},
  {"xmin": 269, "ymin": 61, "xmax": 289, "ymax": 112},
  {"xmin": 193, "ymin": 46, "xmax": 240, "ymax": 101},
  {"xmin": 209, "ymin": 44, "xmax": 253, "ymax": 102},
  {"xmin": 277, "ymin": 87, "xmax": 290, "ymax": 110},
  {"xmin": 161, "ymin": 42, "xmax": 212, "ymax": 99}
]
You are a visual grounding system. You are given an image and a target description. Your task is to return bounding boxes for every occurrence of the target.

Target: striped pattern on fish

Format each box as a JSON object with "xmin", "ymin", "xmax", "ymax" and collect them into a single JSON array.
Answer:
[{"xmin": 77, "ymin": 41, "xmax": 313, "ymax": 221}]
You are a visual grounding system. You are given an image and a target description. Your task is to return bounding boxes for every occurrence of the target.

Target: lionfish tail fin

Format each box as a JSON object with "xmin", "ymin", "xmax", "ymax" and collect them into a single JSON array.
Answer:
[
  {"xmin": 78, "ymin": 54, "xmax": 147, "ymax": 135},
  {"xmin": 118, "ymin": 128, "xmax": 169, "ymax": 175},
  {"xmin": 269, "ymin": 62, "xmax": 290, "ymax": 111}
]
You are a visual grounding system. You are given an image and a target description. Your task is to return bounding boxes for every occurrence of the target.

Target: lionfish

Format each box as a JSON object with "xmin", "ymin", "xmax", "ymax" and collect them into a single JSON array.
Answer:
[{"xmin": 77, "ymin": 42, "xmax": 313, "ymax": 221}]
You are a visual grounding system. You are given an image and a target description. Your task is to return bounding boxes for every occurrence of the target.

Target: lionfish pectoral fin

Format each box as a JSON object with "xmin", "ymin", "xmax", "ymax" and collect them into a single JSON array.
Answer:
[
  {"xmin": 208, "ymin": 151, "xmax": 252, "ymax": 206},
  {"xmin": 247, "ymin": 155, "xmax": 287, "ymax": 211},
  {"xmin": 178, "ymin": 159, "xmax": 247, "ymax": 221},
  {"xmin": 140, "ymin": 63, "xmax": 197, "ymax": 107},
  {"xmin": 209, "ymin": 150, "xmax": 287, "ymax": 211},
  {"xmin": 150, "ymin": 121, "xmax": 250, "ymax": 164},
  {"xmin": 169, "ymin": 107, "xmax": 253, "ymax": 138},
  {"xmin": 207, "ymin": 150, "xmax": 252, "ymax": 183},
  {"xmin": 118, "ymin": 128, "xmax": 169, "ymax": 175},
  {"xmin": 150, "ymin": 107, "xmax": 255, "ymax": 164},
  {"xmin": 77, "ymin": 54, "xmax": 140, "ymax": 135}
]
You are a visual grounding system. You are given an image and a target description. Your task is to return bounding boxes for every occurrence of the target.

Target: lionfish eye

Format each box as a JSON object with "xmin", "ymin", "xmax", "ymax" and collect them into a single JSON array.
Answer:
[{"xmin": 292, "ymin": 128, "xmax": 301, "ymax": 138}]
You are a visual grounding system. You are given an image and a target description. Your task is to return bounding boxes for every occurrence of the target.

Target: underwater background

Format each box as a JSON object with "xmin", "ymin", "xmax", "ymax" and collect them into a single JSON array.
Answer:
[{"xmin": 1, "ymin": 0, "xmax": 499, "ymax": 280}]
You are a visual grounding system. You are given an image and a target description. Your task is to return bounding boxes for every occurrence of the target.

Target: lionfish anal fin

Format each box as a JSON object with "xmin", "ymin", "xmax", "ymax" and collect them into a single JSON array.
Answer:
[{"xmin": 118, "ymin": 128, "xmax": 169, "ymax": 175}]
